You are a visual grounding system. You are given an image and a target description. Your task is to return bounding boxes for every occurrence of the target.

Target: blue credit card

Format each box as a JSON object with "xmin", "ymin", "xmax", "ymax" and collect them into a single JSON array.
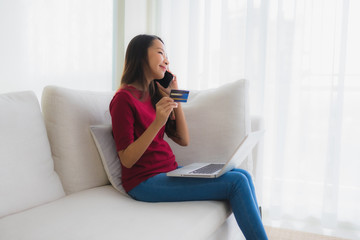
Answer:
[{"xmin": 170, "ymin": 89, "xmax": 190, "ymax": 102}]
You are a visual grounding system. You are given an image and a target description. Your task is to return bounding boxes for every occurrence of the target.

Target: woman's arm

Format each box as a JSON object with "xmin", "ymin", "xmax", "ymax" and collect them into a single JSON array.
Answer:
[
  {"xmin": 156, "ymin": 75, "xmax": 190, "ymax": 146},
  {"xmin": 118, "ymin": 97, "xmax": 178, "ymax": 168},
  {"xmin": 170, "ymin": 102, "xmax": 190, "ymax": 146}
]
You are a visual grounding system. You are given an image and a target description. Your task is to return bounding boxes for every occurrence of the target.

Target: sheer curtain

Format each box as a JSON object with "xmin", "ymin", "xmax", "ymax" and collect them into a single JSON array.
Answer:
[
  {"xmin": 120, "ymin": 0, "xmax": 360, "ymax": 238},
  {"xmin": 0, "ymin": 0, "xmax": 113, "ymax": 98}
]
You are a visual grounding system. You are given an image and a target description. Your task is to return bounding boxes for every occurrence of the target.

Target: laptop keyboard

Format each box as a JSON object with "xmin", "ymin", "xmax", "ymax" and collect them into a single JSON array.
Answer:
[{"xmin": 190, "ymin": 164, "xmax": 225, "ymax": 174}]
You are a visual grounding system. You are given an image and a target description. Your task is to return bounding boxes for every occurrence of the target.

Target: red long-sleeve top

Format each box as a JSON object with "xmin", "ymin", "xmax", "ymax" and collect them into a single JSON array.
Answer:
[{"xmin": 109, "ymin": 86, "xmax": 177, "ymax": 192}]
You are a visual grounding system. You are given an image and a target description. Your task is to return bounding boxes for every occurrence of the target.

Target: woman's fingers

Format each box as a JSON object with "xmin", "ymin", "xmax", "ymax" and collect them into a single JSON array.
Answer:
[
  {"xmin": 159, "ymin": 101, "xmax": 177, "ymax": 116},
  {"xmin": 168, "ymin": 72, "xmax": 178, "ymax": 89},
  {"xmin": 155, "ymin": 97, "xmax": 178, "ymax": 126},
  {"xmin": 154, "ymin": 72, "xmax": 178, "ymax": 95},
  {"xmin": 156, "ymin": 81, "xmax": 170, "ymax": 96},
  {"xmin": 158, "ymin": 97, "xmax": 177, "ymax": 107}
]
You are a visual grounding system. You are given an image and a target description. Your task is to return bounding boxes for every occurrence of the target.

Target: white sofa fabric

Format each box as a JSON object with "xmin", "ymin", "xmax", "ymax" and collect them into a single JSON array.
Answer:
[
  {"xmin": 0, "ymin": 79, "xmax": 257, "ymax": 240},
  {"xmin": 0, "ymin": 186, "xmax": 231, "ymax": 240},
  {"xmin": 0, "ymin": 91, "xmax": 64, "ymax": 218},
  {"xmin": 41, "ymin": 87, "xmax": 113, "ymax": 194}
]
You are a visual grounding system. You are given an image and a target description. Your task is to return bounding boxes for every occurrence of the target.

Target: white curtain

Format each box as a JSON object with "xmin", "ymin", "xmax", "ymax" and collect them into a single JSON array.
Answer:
[
  {"xmin": 0, "ymin": 0, "xmax": 113, "ymax": 98},
  {"xmin": 4, "ymin": 0, "xmax": 357, "ymax": 238},
  {"xmin": 121, "ymin": 0, "xmax": 360, "ymax": 238}
]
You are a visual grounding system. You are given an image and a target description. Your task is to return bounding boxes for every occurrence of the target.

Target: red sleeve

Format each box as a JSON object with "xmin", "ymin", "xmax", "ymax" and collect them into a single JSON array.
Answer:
[{"xmin": 110, "ymin": 91, "xmax": 135, "ymax": 152}]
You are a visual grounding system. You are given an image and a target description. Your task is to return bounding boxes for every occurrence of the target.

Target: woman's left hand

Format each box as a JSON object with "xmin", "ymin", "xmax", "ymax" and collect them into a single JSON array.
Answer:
[{"xmin": 156, "ymin": 71, "xmax": 178, "ymax": 97}]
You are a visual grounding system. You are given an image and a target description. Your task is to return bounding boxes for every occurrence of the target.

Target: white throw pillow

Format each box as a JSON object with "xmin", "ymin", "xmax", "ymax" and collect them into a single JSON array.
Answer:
[
  {"xmin": 89, "ymin": 125, "xmax": 126, "ymax": 194},
  {"xmin": 41, "ymin": 86, "xmax": 114, "ymax": 194},
  {"xmin": 165, "ymin": 79, "xmax": 252, "ymax": 172},
  {"xmin": 0, "ymin": 91, "xmax": 65, "ymax": 217}
]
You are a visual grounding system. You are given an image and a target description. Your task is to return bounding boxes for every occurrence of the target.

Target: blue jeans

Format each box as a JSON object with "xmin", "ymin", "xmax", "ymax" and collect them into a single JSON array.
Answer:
[{"xmin": 128, "ymin": 168, "xmax": 268, "ymax": 240}]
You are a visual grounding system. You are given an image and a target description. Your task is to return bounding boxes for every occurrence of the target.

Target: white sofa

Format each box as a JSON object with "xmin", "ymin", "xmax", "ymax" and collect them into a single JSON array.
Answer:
[{"xmin": 0, "ymin": 79, "xmax": 263, "ymax": 240}]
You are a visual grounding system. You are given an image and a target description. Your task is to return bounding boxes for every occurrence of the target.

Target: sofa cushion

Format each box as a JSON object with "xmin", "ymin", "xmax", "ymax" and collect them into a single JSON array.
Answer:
[
  {"xmin": 165, "ymin": 79, "xmax": 252, "ymax": 171},
  {"xmin": 41, "ymin": 86, "xmax": 114, "ymax": 194},
  {"xmin": 0, "ymin": 186, "xmax": 232, "ymax": 240},
  {"xmin": 0, "ymin": 91, "xmax": 65, "ymax": 218},
  {"xmin": 89, "ymin": 125, "xmax": 126, "ymax": 194}
]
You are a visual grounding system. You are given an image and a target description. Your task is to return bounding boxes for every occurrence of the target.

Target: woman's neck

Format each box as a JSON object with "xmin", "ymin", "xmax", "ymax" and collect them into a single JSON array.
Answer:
[
  {"xmin": 125, "ymin": 80, "xmax": 153, "ymax": 93},
  {"xmin": 123, "ymin": 83, "xmax": 144, "ymax": 91}
]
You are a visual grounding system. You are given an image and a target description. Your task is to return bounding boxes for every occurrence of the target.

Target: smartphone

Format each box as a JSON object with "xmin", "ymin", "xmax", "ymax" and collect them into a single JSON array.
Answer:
[{"xmin": 155, "ymin": 71, "xmax": 173, "ymax": 88}]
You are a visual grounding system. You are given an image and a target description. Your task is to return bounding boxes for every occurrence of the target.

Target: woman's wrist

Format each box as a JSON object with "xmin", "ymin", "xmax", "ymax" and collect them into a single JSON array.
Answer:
[{"xmin": 150, "ymin": 119, "xmax": 163, "ymax": 133}]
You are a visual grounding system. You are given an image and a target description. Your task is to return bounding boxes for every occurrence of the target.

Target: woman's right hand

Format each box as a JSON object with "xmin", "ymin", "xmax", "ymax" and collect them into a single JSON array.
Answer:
[{"xmin": 154, "ymin": 97, "xmax": 178, "ymax": 128}]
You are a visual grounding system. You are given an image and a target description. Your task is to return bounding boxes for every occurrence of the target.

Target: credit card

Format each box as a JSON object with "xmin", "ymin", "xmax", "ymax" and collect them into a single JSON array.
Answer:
[{"xmin": 170, "ymin": 89, "xmax": 190, "ymax": 102}]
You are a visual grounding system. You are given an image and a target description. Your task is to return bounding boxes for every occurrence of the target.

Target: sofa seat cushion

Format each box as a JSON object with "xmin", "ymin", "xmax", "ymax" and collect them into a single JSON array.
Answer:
[
  {"xmin": 0, "ymin": 186, "xmax": 231, "ymax": 240},
  {"xmin": 0, "ymin": 91, "xmax": 65, "ymax": 218}
]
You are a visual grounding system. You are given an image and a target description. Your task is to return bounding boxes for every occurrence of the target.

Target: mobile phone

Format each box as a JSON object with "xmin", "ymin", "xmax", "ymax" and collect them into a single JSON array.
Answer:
[{"xmin": 155, "ymin": 71, "xmax": 173, "ymax": 88}]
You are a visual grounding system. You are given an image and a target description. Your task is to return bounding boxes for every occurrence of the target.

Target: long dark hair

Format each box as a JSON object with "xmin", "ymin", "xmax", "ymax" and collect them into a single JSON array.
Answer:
[{"xmin": 120, "ymin": 34, "xmax": 178, "ymax": 138}]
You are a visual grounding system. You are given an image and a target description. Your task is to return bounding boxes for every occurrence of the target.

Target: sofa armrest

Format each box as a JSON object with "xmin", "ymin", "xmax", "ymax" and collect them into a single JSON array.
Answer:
[{"xmin": 251, "ymin": 115, "xmax": 265, "ymax": 202}]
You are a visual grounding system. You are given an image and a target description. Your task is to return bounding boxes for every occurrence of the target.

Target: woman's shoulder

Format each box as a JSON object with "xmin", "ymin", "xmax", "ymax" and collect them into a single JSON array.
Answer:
[
  {"xmin": 114, "ymin": 88, "xmax": 132, "ymax": 98},
  {"xmin": 112, "ymin": 85, "xmax": 146, "ymax": 107},
  {"xmin": 110, "ymin": 88, "xmax": 135, "ymax": 109}
]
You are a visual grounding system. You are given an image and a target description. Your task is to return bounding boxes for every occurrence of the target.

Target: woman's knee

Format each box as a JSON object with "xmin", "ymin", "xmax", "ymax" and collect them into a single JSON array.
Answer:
[
  {"xmin": 232, "ymin": 168, "xmax": 253, "ymax": 182},
  {"xmin": 225, "ymin": 172, "xmax": 250, "ymax": 193}
]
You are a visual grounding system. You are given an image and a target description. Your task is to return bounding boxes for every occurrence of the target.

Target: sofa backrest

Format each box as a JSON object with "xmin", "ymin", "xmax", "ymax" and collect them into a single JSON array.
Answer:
[
  {"xmin": 41, "ymin": 79, "xmax": 251, "ymax": 195},
  {"xmin": 41, "ymin": 86, "xmax": 114, "ymax": 194},
  {"xmin": 0, "ymin": 91, "xmax": 65, "ymax": 217}
]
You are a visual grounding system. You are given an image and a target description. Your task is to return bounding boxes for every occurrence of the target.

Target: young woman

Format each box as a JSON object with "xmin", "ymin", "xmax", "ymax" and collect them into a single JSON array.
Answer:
[{"xmin": 110, "ymin": 34, "xmax": 268, "ymax": 240}]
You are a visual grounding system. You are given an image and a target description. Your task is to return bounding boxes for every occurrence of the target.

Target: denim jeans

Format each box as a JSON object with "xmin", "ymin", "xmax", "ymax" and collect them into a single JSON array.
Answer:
[{"xmin": 128, "ymin": 168, "xmax": 268, "ymax": 240}]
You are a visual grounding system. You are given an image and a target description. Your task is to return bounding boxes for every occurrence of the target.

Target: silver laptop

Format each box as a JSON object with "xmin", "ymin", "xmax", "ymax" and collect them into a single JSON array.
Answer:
[{"xmin": 167, "ymin": 130, "xmax": 264, "ymax": 178}]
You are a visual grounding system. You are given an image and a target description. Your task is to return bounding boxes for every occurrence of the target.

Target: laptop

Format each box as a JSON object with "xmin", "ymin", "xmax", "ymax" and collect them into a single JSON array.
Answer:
[{"xmin": 166, "ymin": 130, "xmax": 264, "ymax": 178}]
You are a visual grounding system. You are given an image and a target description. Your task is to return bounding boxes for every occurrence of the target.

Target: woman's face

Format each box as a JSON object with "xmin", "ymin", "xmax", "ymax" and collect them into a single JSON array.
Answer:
[{"xmin": 145, "ymin": 39, "xmax": 169, "ymax": 82}]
